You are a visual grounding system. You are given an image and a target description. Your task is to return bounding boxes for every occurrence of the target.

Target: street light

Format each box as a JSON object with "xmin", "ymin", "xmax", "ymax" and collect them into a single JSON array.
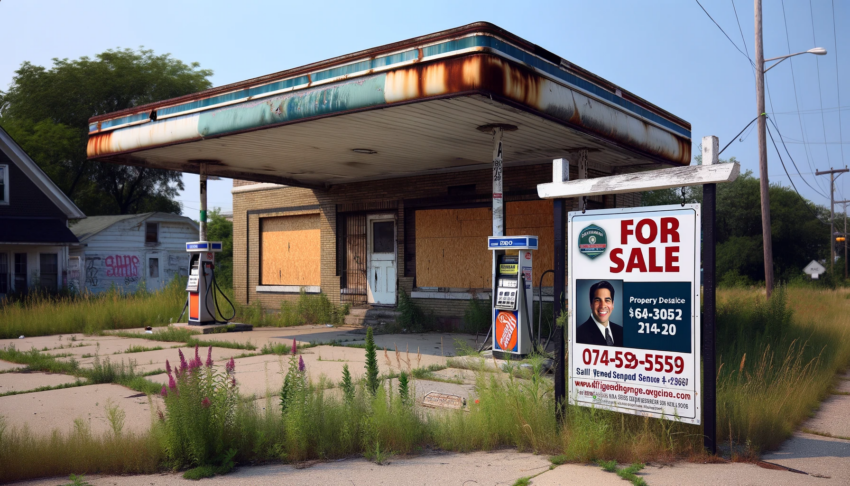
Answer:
[
  {"xmin": 755, "ymin": 0, "xmax": 828, "ymax": 298},
  {"xmin": 763, "ymin": 47, "xmax": 827, "ymax": 73}
]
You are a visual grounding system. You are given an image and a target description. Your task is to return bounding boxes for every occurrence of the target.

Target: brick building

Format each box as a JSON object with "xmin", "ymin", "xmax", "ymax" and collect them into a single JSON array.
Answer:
[{"xmin": 86, "ymin": 23, "xmax": 691, "ymax": 322}]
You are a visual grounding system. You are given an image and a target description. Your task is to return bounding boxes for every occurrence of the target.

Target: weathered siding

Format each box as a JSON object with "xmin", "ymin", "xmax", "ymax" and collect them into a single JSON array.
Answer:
[
  {"xmin": 71, "ymin": 217, "xmax": 197, "ymax": 293},
  {"xmin": 0, "ymin": 150, "xmax": 66, "ymax": 219}
]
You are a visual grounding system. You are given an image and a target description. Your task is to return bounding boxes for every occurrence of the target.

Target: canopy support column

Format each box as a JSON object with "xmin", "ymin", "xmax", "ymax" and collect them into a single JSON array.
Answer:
[{"xmin": 492, "ymin": 128, "xmax": 505, "ymax": 237}]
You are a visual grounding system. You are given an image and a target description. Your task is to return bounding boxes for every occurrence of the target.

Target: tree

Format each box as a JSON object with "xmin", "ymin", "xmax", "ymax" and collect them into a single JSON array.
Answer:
[
  {"xmin": 641, "ymin": 157, "xmax": 830, "ymax": 283},
  {"xmin": 206, "ymin": 209, "xmax": 233, "ymax": 288},
  {"xmin": 0, "ymin": 48, "xmax": 213, "ymax": 215}
]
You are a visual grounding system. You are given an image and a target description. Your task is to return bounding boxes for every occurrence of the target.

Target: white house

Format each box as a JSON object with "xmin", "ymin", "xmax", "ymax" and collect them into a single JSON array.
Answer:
[{"xmin": 69, "ymin": 213, "xmax": 199, "ymax": 293}]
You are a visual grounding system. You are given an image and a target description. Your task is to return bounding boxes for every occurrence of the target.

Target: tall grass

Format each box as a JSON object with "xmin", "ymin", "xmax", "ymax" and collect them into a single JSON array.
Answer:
[
  {"xmin": 233, "ymin": 289, "xmax": 349, "ymax": 327},
  {"xmin": 3, "ymin": 287, "xmax": 850, "ymax": 483},
  {"xmin": 715, "ymin": 286, "xmax": 850, "ymax": 452},
  {"xmin": 0, "ymin": 416, "xmax": 164, "ymax": 483},
  {"xmin": 0, "ymin": 278, "xmax": 186, "ymax": 338}
]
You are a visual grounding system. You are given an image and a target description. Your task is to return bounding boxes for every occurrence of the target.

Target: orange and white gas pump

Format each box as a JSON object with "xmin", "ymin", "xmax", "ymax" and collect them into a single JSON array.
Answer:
[{"xmin": 186, "ymin": 242, "xmax": 223, "ymax": 325}]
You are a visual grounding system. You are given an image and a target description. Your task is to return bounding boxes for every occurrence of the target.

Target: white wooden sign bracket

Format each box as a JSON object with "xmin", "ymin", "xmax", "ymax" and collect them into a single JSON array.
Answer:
[{"xmin": 537, "ymin": 162, "xmax": 740, "ymax": 199}]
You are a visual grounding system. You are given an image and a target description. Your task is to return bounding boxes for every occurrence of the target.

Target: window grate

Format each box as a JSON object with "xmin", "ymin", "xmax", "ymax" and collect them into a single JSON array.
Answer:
[{"xmin": 342, "ymin": 214, "xmax": 367, "ymax": 304}]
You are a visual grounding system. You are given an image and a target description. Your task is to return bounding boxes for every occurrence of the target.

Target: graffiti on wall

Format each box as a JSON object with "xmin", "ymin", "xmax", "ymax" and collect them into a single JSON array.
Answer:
[
  {"xmin": 104, "ymin": 255, "xmax": 140, "ymax": 278},
  {"xmin": 83, "ymin": 252, "xmax": 191, "ymax": 293},
  {"xmin": 84, "ymin": 253, "xmax": 142, "ymax": 292},
  {"xmin": 68, "ymin": 257, "xmax": 82, "ymax": 291}
]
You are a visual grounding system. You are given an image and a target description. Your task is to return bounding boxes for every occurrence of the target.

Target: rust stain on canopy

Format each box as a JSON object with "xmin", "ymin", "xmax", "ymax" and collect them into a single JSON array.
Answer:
[{"xmin": 86, "ymin": 23, "xmax": 692, "ymax": 184}]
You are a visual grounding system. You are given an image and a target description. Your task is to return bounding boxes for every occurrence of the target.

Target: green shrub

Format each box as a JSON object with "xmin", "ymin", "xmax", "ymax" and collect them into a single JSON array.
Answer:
[
  {"xmin": 396, "ymin": 289, "xmax": 433, "ymax": 332},
  {"xmin": 365, "ymin": 327, "xmax": 379, "ymax": 396},
  {"xmin": 463, "ymin": 295, "xmax": 491, "ymax": 334}
]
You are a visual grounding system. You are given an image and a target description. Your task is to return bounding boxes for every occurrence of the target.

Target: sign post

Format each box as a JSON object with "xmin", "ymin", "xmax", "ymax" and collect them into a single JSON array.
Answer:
[
  {"xmin": 701, "ymin": 136, "xmax": 718, "ymax": 454},
  {"xmin": 538, "ymin": 143, "xmax": 737, "ymax": 453}
]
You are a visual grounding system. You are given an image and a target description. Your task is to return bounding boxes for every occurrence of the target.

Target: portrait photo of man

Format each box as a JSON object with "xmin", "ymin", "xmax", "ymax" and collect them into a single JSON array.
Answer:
[{"xmin": 576, "ymin": 280, "xmax": 624, "ymax": 347}]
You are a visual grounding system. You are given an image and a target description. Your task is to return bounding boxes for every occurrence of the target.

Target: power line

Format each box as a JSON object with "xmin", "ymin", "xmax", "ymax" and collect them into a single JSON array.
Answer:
[
  {"xmin": 832, "ymin": 0, "xmax": 846, "ymax": 166},
  {"xmin": 809, "ymin": 0, "xmax": 833, "ymax": 167},
  {"xmin": 766, "ymin": 123, "xmax": 831, "ymax": 224},
  {"xmin": 719, "ymin": 115, "xmax": 759, "ymax": 155},
  {"xmin": 695, "ymin": 0, "xmax": 755, "ymax": 67},
  {"xmin": 768, "ymin": 105, "xmax": 850, "ymax": 115},
  {"xmin": 781, "ymin": 0, "xmax": 823, "ymax": 192},
  {"xmin": 768, "ymin": 116, "xmax": 829, "ymax": 198}
]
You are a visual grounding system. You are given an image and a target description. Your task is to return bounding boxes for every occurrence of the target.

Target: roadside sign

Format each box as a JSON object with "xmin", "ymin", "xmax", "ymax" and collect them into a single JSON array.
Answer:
[
  {"xmin": 803, "ymin": 260, "xmax": 825, "ymax": 279},
  {"xmin": 568, "ymin": 205, "xmax": 701, "ymax": 424}
]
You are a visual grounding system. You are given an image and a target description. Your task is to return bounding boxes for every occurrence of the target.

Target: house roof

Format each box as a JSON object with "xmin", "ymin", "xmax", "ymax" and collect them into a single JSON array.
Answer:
[
  {"xmin": 70, "ymin": 212, "xmax": 198, "ymax": 242},
  {"xmin": 85, "ymin": 22, "xmax": 691, "ymax": 189},
  {"xmin": 0, "ymin": 126, "xmax": 86, "ymax": 220},
  {"xmin": 0, "ymin": 217, "xmax": 80, "ymax": 245}
]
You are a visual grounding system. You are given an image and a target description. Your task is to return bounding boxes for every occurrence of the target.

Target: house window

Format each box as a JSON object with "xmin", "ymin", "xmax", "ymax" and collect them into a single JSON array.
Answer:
[
  {"xmin": 39, "ymin": 254, "xmax": 58, "ymax": 292},
  {"xmin": 145, "ymin": 223, "xmax": 158, "ymax": 244},
  {"xmin": 0, "ymin": 254, "xmax": 8, "ymax": 294},
  {"xmin": 0, "ymin": 165, "xmax": 8, "ymax": 205},
  {"xmin": 14, "ymin": 253, "xmax": 27, "ymax": 293},
  {"xmin": 149, "ymin": 258, "xmax": 159, "ymax": 278}
]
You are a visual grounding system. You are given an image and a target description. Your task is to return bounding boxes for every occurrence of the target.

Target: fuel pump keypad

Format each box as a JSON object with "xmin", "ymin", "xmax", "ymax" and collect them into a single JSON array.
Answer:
[{"xmin": 496, "ymin": 289, "xmax": 517, "ymax": 308}]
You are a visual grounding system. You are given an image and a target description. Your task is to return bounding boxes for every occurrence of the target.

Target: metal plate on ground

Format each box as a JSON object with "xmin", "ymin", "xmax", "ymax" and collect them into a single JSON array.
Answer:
[{"xmin": 422, "ymin": 392, "xmax": 464, "ymax": 410}]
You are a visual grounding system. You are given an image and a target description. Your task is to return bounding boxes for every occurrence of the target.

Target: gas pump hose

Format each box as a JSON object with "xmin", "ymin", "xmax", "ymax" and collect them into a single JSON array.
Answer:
[
  {"xmin": 537, "ymin": 269, "xmax": 555, "ymax": 352},
  {"xmin": 204, "ymin": 266, "xmax": 237, "ymax": 324}
]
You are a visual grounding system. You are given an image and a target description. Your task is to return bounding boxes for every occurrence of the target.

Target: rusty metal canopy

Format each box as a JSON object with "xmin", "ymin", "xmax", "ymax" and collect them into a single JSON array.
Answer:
[{"xmin": 87, "ymin": 22, "xmax": 691, "ymax": 187}]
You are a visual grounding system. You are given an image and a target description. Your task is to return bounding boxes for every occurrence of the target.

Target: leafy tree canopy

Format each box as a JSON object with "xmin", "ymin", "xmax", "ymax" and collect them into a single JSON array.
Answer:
[
  {"xmin": 641, "ymin": 157, "xmax": 830, "ymax": 283},
  {"xmin": 206, "ymin": 209, "xmax": 233, "ymax": 288},
  {"xmin": 0, "ymin": 48, "xmax": 213, "ymax": 215}
]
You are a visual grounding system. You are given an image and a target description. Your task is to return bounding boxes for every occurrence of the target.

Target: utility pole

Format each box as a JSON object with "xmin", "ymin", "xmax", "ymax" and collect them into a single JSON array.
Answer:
[
  {"xmin": 816, "ymin": 168, "xmax": 848, "ymax": 273},
  {"xmin": 755, "ymin": 0, "xmax": 775, "ymax": 298},
  {"xmin": 836, "ymin": 200, "xmax": 850, "ymax": 279}
]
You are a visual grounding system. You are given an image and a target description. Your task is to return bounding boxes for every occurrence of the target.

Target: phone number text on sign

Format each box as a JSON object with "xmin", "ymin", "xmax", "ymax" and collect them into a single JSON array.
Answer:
[{"xmin": 579, "ymin": 348, "xmax": 685, "ymax": 374}]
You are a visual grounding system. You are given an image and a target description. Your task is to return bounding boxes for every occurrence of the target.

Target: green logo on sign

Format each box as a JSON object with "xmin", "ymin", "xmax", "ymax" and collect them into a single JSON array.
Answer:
[{"xmin": 579, "ymin": 224, "xmax": 607, "ymax": 259}]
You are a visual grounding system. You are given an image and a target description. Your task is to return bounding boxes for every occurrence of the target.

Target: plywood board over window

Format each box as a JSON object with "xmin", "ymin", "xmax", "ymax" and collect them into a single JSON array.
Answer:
[
  {"xmin": 261, "ymin": 214, "xmax": 320, "ymax": 286},
  {"xmin": 415, "ymin": 201, "xmax": 557, "ymax": 289}
]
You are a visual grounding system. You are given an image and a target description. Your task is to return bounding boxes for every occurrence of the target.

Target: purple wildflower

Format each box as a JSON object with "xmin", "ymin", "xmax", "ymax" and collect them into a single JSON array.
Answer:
[
  {"xmin": 298, "ymin": 355, "xmax": 306, "ymax": 372},
  {"xmin": 205, "ymin": 347, "xmax": 213, "ymax": 368},
  {"xmin": 201, "ymin": 397, "xmax": 211, "ymax": 408},
  {"xmin": 178, "ymin": 349, "xmax": 188, "ymax": 372},
  {"xmin": 291, "ymin": 338, "xmax": 297, "ymax": 355},
  {"xmin": 168, "ymin": 374, "xmax": 177, "ymax": 391},
  {"xmin": 231, "ymin": 376, "xmax": 237, "ymax": 388},
  {"xmin": 160, "ymin": 386, "xmax": 168, "ymax": 398},
  {"xmin": 165, "ymin": 359, "xmax": 172, "ymax": 375},
  {"xmin": 225, "ymin": 357, "xmax": 235, "ymax": 374}
]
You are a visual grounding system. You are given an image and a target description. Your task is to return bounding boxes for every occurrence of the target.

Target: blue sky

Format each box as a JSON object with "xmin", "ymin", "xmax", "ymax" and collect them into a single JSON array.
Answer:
[{"xmin": 1, "ymin": 0, "xmax": 846, "ymax": 217}]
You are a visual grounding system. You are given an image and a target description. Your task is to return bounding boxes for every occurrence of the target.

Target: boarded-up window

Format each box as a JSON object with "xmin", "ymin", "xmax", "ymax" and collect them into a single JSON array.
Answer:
[
  {"xmin": 261, "ymin": 214, "xmax": 320, "ymax": 286},
  {"xmin": 415, "ymin": 201, "xmax": 556, "ymax": 289}
]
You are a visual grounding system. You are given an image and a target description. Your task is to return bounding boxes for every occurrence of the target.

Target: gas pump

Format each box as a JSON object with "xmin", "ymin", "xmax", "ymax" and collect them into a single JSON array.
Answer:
[
  {"xmin": 488, "ymin": 236, "xmax": 537, "ymax": 359},
  {"xmin": 186, "ymin": 242, "xmax": 226, "ymax": 325}
]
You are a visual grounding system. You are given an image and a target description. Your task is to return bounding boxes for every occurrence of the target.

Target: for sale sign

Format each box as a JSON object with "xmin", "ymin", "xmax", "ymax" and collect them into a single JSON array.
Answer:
[{"xmin": 568, "ymin": 205, "xmax": 701, "ymax": 424}]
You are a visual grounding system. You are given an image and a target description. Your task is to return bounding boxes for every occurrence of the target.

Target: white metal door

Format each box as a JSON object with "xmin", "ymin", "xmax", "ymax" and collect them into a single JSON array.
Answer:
[
  {"xmin": 367, "ymin": 214, "xmax": 396, "ymax": 305},
  {"xmin": 146, "ymin": 253, "xmax": 163, "ymax": 291}
]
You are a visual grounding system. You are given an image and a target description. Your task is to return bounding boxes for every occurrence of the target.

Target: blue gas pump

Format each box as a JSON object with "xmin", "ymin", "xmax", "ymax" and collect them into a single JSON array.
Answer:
[{"xmin": 488, "ymin": 235, "xmax": 537, "ymax": 359}]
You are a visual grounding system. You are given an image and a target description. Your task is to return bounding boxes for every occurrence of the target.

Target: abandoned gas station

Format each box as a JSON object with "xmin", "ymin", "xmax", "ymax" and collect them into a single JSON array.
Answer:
[{"xmin": 86, "ymin": 22, "xmax": 692, "ymax": 327}]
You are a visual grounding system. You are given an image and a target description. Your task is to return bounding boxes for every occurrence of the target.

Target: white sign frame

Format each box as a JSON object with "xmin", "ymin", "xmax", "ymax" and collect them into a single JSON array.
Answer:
[{"xmin": 568, "ymin": 204, "xmax": 702, "ymax": 425}]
